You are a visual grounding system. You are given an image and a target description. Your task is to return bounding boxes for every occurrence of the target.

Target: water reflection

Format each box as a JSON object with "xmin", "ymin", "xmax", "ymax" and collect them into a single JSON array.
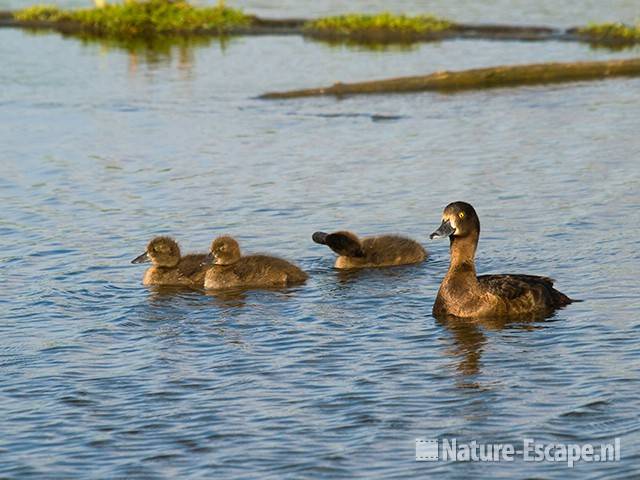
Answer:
[
  {"xmin": 306, "ymin": 36, "xmax": 423, "ymax": 52},
  {"xmin": 22, "ymin": 30, "xmax": 236, "ymax": 73},
  {"xmin": 585, "ymin": 41, "xmax": 640, "ymax": 52},
  {"xmin": 78, "ymin": 34, "xmax": 229, "ymax": 71},
  {"xmin": 436, "ymin": 313, "xmax": 548, "ymax": 383},
  {"xmin": 141, "ymin": 284, "xmax": 305, "ymax": 310},
  {"xmin": 333, "ymin": 264, "xmax": 426, "ymax": 284},
  {"xmin": 203, "ymin": 287, "xmax": 248, "ymax": 308}
]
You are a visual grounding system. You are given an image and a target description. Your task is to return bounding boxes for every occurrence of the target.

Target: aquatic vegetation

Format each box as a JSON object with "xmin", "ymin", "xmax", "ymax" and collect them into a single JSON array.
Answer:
[
  {"xmin": 14, "ymin": 4, "xmax": 70, "ymax": 22},
  {"xmin": 13, "ymin": 0, "xmax": 250, "ymax": 38},
  {"xmin": 304, "ymin": 12, "xmax": 453, "ymax": 39},
  {"xmin": 578, "ymin": 22, "xmax": 640, "ymax": 43}
]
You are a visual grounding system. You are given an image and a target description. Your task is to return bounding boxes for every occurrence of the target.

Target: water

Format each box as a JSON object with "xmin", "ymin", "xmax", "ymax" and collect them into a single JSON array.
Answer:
[{"xmin": 1, "ymin": 2, "xmax": 640, "ymax": 478}]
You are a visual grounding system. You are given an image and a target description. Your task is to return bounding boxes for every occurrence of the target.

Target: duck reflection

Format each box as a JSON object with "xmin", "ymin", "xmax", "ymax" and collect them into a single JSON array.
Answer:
[
  {"xmin": 143, "ymin": 284, "xmax": 248, "ymax": 308},
  {"xmin": 435, "ymin": 312, "xmax": 549, "ymax": 383},
  {"xmin": 204, "ymin": 285, "xmax": 306, "ymax": 309},
  {"xmin": 334, "ymin": 263, "xmax": 425, "ymax": 285},
  {"xmin": 203, "ymin": 287, "xmax": 248, "ymax": 308}
]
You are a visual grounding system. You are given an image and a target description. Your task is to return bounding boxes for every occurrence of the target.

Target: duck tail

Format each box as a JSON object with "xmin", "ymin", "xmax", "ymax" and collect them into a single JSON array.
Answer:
[
  {"xmin": 554, "ymin": 289, "xmax": 580, "ymax": 307},
  {"xmin": 312, "ymin": 231, "xmax": 329, "ymax": 245}
]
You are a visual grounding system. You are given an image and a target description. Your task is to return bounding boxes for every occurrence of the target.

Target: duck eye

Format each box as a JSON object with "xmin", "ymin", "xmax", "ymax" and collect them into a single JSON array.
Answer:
[{"xmin": 458, "ymin": 212, "xmax": 465, "ymax": 219}]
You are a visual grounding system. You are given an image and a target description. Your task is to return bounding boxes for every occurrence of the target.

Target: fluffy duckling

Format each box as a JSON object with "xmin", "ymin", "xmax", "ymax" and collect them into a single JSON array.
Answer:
[
  {"xmin": 430, "ymin": 202, "xmax": 575, "ymax": 318},
  {"xmin": 312, "ymin": 230, "xmax": 426, "ymax": 269},
  {"xmin": 203, "ymin": 236, "xmax": 308, "ymax": 289},
  {"xmin": 131, "ymin": 236, "xmax": 207, "ymax": 287}
]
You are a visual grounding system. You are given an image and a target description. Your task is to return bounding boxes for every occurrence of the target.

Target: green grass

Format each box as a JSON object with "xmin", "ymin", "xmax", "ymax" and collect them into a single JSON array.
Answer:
[
  {"xmin": 14, "ymin": 0, "xmax": 250, "ymax": 37},
  {"xmin": 305, "ymin": 12, "xmax": 453, "ymax": 37},
  {"xmin": 578, "ymin": 22, "xmax": 640, "ymax": 43},
  {"xmin": 14, "ymin": 4, "xmax": 71, "ymax": 22}
]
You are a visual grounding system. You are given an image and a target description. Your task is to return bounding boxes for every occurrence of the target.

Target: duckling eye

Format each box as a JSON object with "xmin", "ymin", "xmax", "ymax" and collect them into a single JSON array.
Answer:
[{"xmin": 458, "ymin": 212, "xmax": 465, "ymax": 219}]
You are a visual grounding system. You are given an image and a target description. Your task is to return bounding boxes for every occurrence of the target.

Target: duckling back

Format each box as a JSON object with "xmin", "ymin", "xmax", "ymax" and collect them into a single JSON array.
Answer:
[
  {"xmin": 204, "ymin": 255, "xmax": 307, "ymax": 289},
  {"xmin": 177, "ymin": 254, "xmax": 209, "ymax": 286},
  {"xmin": 313, "ymin": 230, "xmax": 426, "ymax": 269},
  {"xmin": 144, "ymin": 253, "xmax": 208, "ymax": 287},
  {"xmin": 360, "ymin": 235, "xmax": 427, "ymax": 267}
]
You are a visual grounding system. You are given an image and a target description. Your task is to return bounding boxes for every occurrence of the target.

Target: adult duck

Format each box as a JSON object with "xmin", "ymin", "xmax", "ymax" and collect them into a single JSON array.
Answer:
[{"xmin": 430, "ymin": 202, "xmax": 575, "ymax": 318}]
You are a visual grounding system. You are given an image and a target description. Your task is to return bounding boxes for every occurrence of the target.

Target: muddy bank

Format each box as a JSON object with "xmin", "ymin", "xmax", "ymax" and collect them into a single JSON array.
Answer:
[{"xmin": 259, "ymin": 58, "xmax": 640, "ymax": 99}]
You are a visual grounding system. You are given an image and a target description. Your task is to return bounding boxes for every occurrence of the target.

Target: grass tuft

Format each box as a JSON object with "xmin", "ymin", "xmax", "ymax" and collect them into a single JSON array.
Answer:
[
  {"xmin": 305, "ymin": 12, "xmax": 452, "ymax": 37},
  {"xmin": 14, "ymin": 5, "xmax": 70, "ymax": 22},
  {"xmin": 14, "ymin": 0, "xmax": 250, "ymax": 37},
  {"xmin": 578, "ymin": 22, "xmax": 640, "ymax": 43}
]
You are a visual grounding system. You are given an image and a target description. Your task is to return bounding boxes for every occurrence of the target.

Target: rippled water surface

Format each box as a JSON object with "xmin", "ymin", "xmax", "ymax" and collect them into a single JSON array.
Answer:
[{"xmin": 1, "ymin": 3, "xmax": 640, "ymax": 478}]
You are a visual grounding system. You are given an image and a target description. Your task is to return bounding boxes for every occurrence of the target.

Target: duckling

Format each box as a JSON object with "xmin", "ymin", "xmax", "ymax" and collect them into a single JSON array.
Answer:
[
  {"xmin": 430, "ymin": 202, "xmax": 575, "ymax": 318},
  {"xmin": 131, "ymin": 236, "xmax": 207, "ymax": 287},
  {"xmin": 312, "ymin": 230, "xmax": 426, "ymax": 269},
  {"xmin": 203, "ymin": 236, "xmax": 308, "ymax": 289}
]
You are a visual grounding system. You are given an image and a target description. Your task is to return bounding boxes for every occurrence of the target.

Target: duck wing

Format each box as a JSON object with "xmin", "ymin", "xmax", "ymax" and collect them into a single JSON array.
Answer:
[{"xmin": 478, "ymin": 274, "xmax": 573, "ymax": 307}]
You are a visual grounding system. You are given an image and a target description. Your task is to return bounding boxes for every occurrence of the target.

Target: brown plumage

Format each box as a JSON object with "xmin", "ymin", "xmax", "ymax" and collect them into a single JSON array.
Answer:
[
  {"xmin": 131, "ymin": 236, "xmax": 207, "ymax": 287},
  {"xmin": 203, "ymin": 236, "xmax": 308, "ymax": 289},
  {"xmin": 312, "ymin": 230, "xmax": 426, "ymax": 269},
  {"xmin": 430, "ymin": 202, "xmax": 575, "ymax": 318}
]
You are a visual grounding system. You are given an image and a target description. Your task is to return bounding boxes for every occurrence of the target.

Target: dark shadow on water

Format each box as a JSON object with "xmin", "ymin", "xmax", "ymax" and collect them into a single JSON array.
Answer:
[{"xmin": 288, "ymin": 111, "xmax": 407, "ymax": 122}]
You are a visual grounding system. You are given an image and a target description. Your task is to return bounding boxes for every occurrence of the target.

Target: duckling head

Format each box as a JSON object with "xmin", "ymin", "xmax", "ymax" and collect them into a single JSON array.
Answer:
[
  {"xmin": 204, "ymin": 236, "xmax": 242, "ymax": 266},
  {"xmin": 131, "ymin": 236, "xmax": 181, "ymax": 267},
  {"xmin": 430, "ymin": 202, "xmax": 480, "ymax": 240}
]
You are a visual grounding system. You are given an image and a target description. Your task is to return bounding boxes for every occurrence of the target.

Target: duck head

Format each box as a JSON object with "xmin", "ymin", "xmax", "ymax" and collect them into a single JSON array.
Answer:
[
  {"xmin": 131, "ymin": 236, "xmax": 181, "ymax": 267},
  {"xmin": 202, "ymin": 236, "xmax": 242, "ymax": 266},
  {"xmin": 430, "ymin": 202, "xmax": 480, "ymax": 240},
  {"xmin": 312, "ymin": 230, "xmax": 365, "ymax": 257}
]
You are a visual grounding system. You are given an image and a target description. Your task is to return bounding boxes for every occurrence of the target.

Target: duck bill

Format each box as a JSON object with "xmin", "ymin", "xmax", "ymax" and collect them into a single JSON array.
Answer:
[
  {"xmin": 430, "ymin": 219, "xmax": 455, "ymax": 240},
  {"xmin": 200, "ymin": 253, "xmax": 214, "ymax": 267},
  {"xmin": 131, "ymin": 251, "xmax": 151, "ymax": 264}
]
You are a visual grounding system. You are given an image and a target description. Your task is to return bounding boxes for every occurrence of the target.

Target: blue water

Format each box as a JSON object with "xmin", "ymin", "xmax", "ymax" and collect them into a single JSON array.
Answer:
[{"xmin": 1, "ymin": 2, "xmax": 640, "ymax": 478}]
